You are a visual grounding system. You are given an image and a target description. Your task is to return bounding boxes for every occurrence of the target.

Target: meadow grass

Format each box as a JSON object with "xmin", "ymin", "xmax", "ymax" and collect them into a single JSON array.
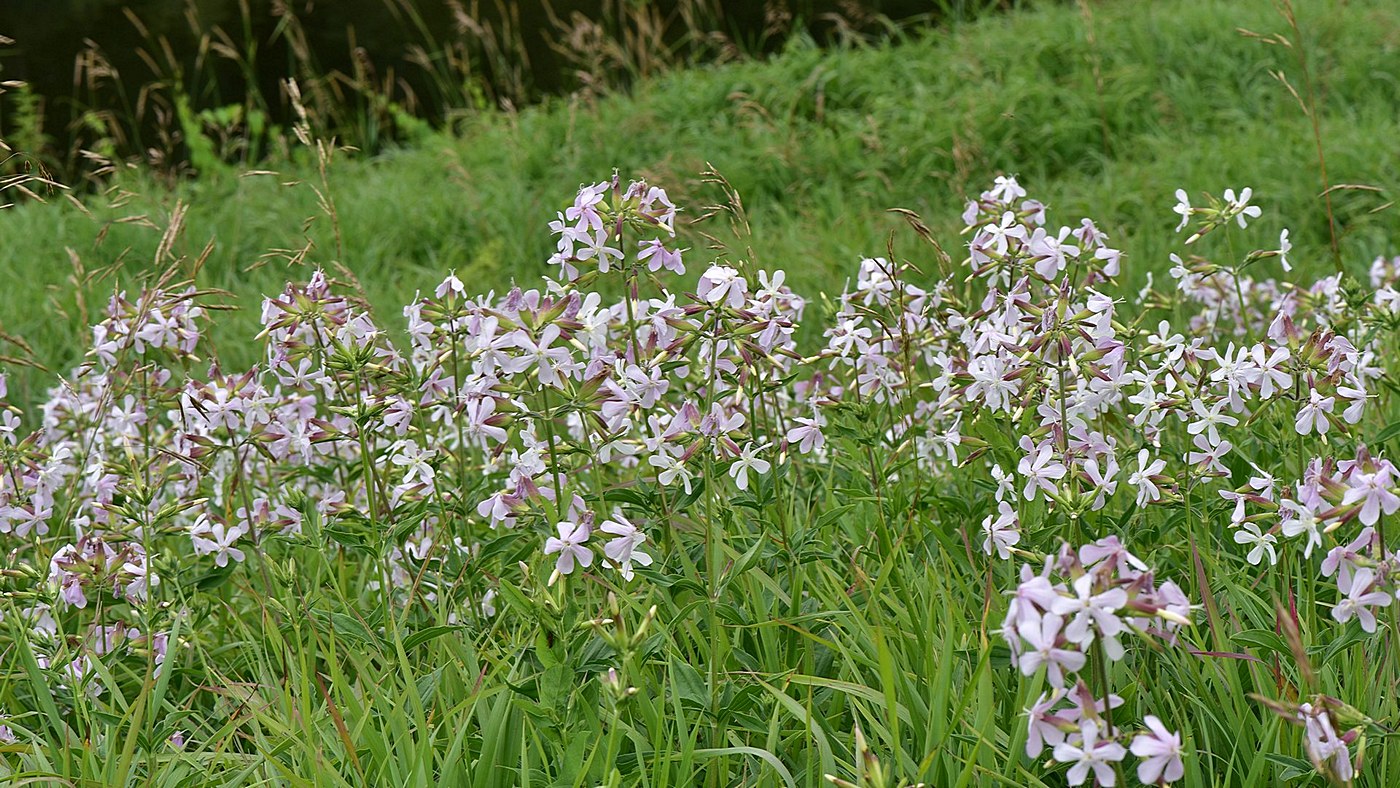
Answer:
[
  {"xmin": 1, "ymin": 1, "xmax": 1400, "ymax": 786},
  {"xmin": 3, "ymin": 0, "xmax": 1397, "ymax": 404}
]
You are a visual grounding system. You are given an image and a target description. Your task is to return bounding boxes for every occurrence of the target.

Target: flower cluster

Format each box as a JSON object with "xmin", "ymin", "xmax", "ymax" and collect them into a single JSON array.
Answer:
[
  {"xmin": 0, "ymin": 172, "xmax": 1396, "ymax": 785},
  {"xmin": 47, "ymin": 534, "xmax": 153, "ymax": 609},
  {"xmin": 548, "ymin": 175, "xmax": 682, "ymax": 280},
  {"xmin": 1005, "ymin": 539, "xmax": 1189, "ymax": 786},
  {"xmin": 1027, "ymin": 685, "xmax": 1185, "ymax": 787},
  {"xmin": 1256, "ymin": 694, "xmax": 1374, "ymax": 785}
]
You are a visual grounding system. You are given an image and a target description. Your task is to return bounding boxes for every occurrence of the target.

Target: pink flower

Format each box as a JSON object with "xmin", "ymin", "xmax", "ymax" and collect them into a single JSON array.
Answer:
[
  {"xmin": 1340, "ymin": 466, "xmax": 1400, "ymax": 526},
  {"xmin": 1079, "ymin": 536, "xmax": 1148, "ymax": 577},
  {"xmin": 1130, "ymin": 715, "xmax": 1184, "ymax": 784},
  {"xmin": 1027, "ymin": 226, "xmax": 1079, "ymax": 280},
  {"xmin": 989, "ymin": 175, "xmax": 1027, "ymax": 203},
  {"xmin": 1025, "ymin": 690, "xmax": 1071, "ymax": 757},
  {"xmin": 1294, "ymin": 389, "xmax": 1334, "ymax": 436},
  {"xmin": 1300, "ymin": 704, "xmax": 1354, "ymax": 783},
  {"xmin": 1083, "ymin": 454, "xmax": 1120, "ymax": 510},
  {"xmin": 1017, "ymin": 613, "xmax": 1086, "ymax": 688},
  {"xmin": 697, "ymin": 265, "xmax": 748, "ymax": 308},
  {"xmin": 1320, "ymin": 527, "xmax": 1373, "ymax": 590},
  {"xmin": 785, "ymin": 415, "xmax": 826, "ymax": 455},
  {"xmin": 599, "ymin": 511, "xmax": 652, "ymax": 581},
  {"xmin": 477, "ymin": 489, "xmax": 523, "ymax": 528},
  {"xmin": 1052, "ymin": 720, "xmax": 1127, "ymax": 786},
  {"xmin": 638, "ymin": 239, "xmax": 684, "ymax": 275},
  {"xmin": 435, "ymin": 271, "xmax": 465, "ymax": 299},
  {"xmin": 1186, "ymin": 434, "xmax": 1232, "ymax": 476},
  {"xmin": 512, "ymin": 325, "xmax": 575, "ymax": 389},
  {"xmin": 543, "ymin": 521, "xmax": 593, "ymax": 578},
  {"xmin": 980, "ymin": 211, "xmax": 1026, "ymax": 256},
  {"xmin": 190, "ymin": 516, "xmax": 248, "ymax": 568},
  {"xmin": 461, "ymin": 396, "xmax": 509, "ymax": 444}
]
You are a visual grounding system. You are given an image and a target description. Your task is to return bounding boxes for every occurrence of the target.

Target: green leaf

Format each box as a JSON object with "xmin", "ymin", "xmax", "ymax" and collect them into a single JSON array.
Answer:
[
  {"xmin": 1230, "ymin": 628, "xmax": 1290, "ymax": 659},
  {"xmin": 686, "ymin": 747, "xmax": 796, "ymax": 788},
  {"xmin": 718, "ymin": 534, "xmax": 766, "ymax": 594},
  {"xmin": 602, "ymin": 486, "xmax": 653, "ymax": 507},
  {"xmin": 538, "ymin": 664, "xmax": 573, "ymax": 713},
  {"xmin": 195, "ymin": 562, "xmax": 237, "ymax": 591},
  {"xmin": 313, "ymin": 610, "xmax": 383, "ymax": 651},
  {"xmin": 1264, "ymin": 753, "xmax": 1314, "ymax": 781},
  {"xmin": 476, "ymin": 530, "xmax": 528, "ymax": 565},
  {"xmin": 1313, "ymin": 622, "xmax": 1369, "ymax": 666},
  {"xmin": 669, "ymin": 658, "xmax": 709, "ymax": 713},
  {"xmin": 671, "ymin": 478, "xmax": 707, "ymax": 511},
  {"xmin": 1372, "ymin": 420, "xmax": 1400, "ymax": 445},
  {"xmin": 404, "ymin": 625, "xmax": 465, "ymax": 651}
]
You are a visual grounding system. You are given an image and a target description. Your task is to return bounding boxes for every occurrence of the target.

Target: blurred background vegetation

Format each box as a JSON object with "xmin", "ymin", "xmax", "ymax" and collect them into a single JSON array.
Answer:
[
  {"xmin": 0, "ymin": 0, "xmax": 1397, "ymax": 408},
  {"xmin": 1, "ymin": 0, "xmax": 973, "ymax": 184}
]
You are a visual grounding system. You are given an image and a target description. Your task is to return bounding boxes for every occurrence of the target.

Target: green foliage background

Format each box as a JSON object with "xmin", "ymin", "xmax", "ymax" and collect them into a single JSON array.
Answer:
[{"xmin": 3, "ymin": 0, "xmax": 1397, "ymax": 402}]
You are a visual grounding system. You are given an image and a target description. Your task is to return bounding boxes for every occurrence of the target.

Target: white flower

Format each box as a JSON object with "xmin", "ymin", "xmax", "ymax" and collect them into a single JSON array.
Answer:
[
  {"xmin": 981, "ymin": 501, "xmax": 1020, "ymax": 559},
  {"xmin": 649, "ymin": 451, "xmax": 695, "ymax": 494},
  {"xmin": 1186, "ymin": 398, "xmax": 1236, "ymax": 447},
  {"xmin": 1223, "ymin": 187, "xmax": 1262, "ymax": 228},
  {"xmin": 1248, "ymin": 344, "xmax": 1291, "ymax": 399},
  {"xmin": 1232, "ymin": 523, "xmax": 1278, "ymax": 566},
  {"xmin": 1172, "ymin": 189, "xmax": 1192, "ymax": 232},
  {"xmin": 1018, "ymin": 441, "xmax": 1066, "ymax": 501},
  {"xmin": 1279, "ymin": 499, "xmax": 1322, "ymax": 558},
  {"xmin": 391, "ymin": 440, "xmax": 436, "ymax": 487},
  {"xmin": 729, "ymin": 442, "xmax": 771, "ymax": 491},
  {"xmin": 1129, "ymin": 449, "xmax": 1167, "ymax": 506}
]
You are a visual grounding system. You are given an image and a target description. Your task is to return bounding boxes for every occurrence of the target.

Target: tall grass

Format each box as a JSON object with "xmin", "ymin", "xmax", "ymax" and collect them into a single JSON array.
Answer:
[{"xmin": 2, "ymin": 0, "xmax": 936, "ymax": 188}]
